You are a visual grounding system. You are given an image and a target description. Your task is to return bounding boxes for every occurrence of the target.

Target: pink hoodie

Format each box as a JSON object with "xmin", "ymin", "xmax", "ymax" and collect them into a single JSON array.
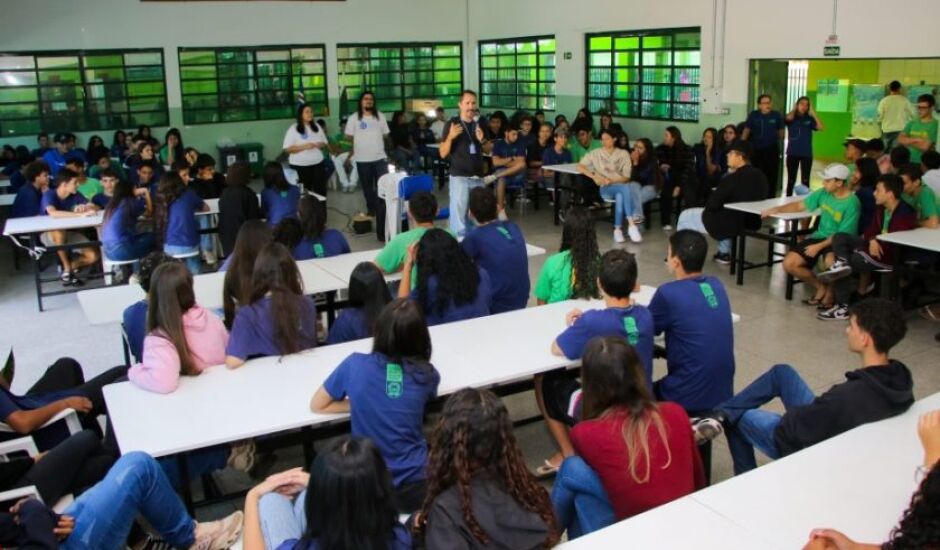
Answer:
[{"xmin": 128, "ymin": 305, "xmax": 229, "ymax": 394}]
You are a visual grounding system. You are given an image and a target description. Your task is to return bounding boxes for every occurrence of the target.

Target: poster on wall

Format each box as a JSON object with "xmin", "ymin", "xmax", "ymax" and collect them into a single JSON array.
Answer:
[
  {"xmin": 816, "ymin": 78, "xmax": 849, "ymax": 112},
  {"xmin": 852, "ymin": 84, "xmax": 885, "ymax": 139}
]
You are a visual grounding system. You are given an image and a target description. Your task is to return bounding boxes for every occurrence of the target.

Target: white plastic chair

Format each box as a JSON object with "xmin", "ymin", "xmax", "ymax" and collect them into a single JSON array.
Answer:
[
  {"xmin": 0, "ymin": 407, "xmax": 82, "ymax": 436},
  {"xmin": 0, "ymin": 435, "xmax": 74, "ymax": 513}
]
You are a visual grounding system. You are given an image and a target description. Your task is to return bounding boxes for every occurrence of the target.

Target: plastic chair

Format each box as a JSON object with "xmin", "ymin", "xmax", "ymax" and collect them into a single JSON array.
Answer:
[
  {"xmin": 0, "ymin": 407, "xmax": 81, "ymax": 436},
  {"xmin": 396, "ymin": 175, "xmax": 449, "ymax": 233},
  {"xmin": 0, "ymin": 436, "xmax": 74, "ymax": 513}
]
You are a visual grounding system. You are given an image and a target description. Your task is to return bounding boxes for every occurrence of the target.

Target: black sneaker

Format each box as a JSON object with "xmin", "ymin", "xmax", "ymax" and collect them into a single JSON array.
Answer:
[
  {"xmin": 692, "ymin": 414, "xmax": 725, "ymax": 444},
  {"xmin": 69, "ymin": 272, "xmax": 85, "ymax": 287},
  {"xmin": 817, "ymin": 259, "xmax": 852, "ymax": 284},
  {"xmin": 713, "ymin": 253, "xmax": 732, "ymax": 265},
  {"xmin": 60, "ymin": 272, "xmax": 75, "ymax": 287},
  {"xmin": 817, "ymin": 304, "xmax": 849, "ymax": 321}
]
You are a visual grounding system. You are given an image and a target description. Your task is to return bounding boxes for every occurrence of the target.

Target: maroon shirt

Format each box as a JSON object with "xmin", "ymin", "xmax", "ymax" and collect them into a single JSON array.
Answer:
[{"xmin": 570, "ymin": 402, "xmax": 706, "ymax": 520}]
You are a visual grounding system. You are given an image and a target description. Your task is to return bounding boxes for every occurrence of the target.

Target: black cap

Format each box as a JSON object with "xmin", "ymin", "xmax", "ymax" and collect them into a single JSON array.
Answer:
[
  {"xmin": 844, "ymin": 138, "xmax": 866, "ymax": 151},
  {"xmin": 866, "ymin": 138, "xmax": 885, "ymax": 152},
  {"xmin": 726, "ymin": 140, "xmax": 753, "ymax": 159},
  {"xmin": 53, "ymin": 132, "xmax": 69, "ymax": 144}
]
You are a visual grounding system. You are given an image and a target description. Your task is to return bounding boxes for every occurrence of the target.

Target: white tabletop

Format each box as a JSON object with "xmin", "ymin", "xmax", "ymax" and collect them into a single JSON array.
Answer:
[
  {"xmin": 689, "ymin": 391, "xmax": 940, "ymax": 549},
  {"xmin": 542, "ymin": 163, "xmax": 581, "ymax": 175},
  {"xmin": 724, "ymin": 195, "xmax": 817, "ymax": 220},
  {"xmin": 876, "ymin": 227, "xmax": 940, "ymax": 253},
  {"xmin": 4, "ymin": 200, "xmax": 219, "ymax": 237},
  {"xmin": 556, "ymin": 494, "xmax": 769, "ymax": 550}
]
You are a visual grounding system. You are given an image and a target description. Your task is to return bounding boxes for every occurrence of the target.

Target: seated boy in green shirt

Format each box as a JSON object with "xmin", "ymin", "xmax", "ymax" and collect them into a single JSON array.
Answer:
[
  {"xmin": 899, "ymin": 164, "xmax": 939, "ymax": 229},
  {"xmin": 68, "ymin": 158, "xmax": 102, "ymax": 201},
  {"xmin": 374, "ymin": 191, "xmax": 439, "ymax": 275},
  {"xmin": 762, "ymin": 163, "xmax": 860, "ymax": 310}
]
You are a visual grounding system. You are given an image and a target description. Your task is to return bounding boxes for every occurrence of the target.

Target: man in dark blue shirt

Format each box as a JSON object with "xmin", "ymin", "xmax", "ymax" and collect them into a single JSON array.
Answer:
[
  {"xmin": 743, "ymin": 94, "xmax": 785, "ymax": 198},
  {"xmin": 10, "ymin": 161, "xmax": 49, "ymax": 218},
  {"xmin": 489, "ymin": 123, "xmax": 528, "ymax": 221},
  {"xmin": 649, "ymin": 230, "xmax": 735, "ymax": 414},
  {"xmin": 41, "ymin": 133, "xmax": 72, "ymax": 179}
]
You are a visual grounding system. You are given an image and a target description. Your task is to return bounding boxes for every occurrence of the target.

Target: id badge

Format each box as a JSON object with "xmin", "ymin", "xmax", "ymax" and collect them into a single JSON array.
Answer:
[
  {"xmin": 469, "ymin": 143, "xmax": 477, "ymax": 154},
  {"xmin": 360, "ymin": 121, "xmax": 368, "ymax": 130}
]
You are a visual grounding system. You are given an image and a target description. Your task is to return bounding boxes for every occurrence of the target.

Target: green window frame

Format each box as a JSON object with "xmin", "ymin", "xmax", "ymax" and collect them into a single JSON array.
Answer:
[
  {"xmin": 479, "ymin": 36, "xmax": 556, "ymax": 111},
  {"xmin": 585, "ymin": 27, "xmax": 701, "ymax": 122},
  {"xmin": 335, "ymin": 42, "xmax": 463, "ymax": 115},
  {"xmin": 0, "ymin": 49, "xmax": 168, "ymax": 137},
  {"xmin": 178, "ymin": 44, "xmax": 328, "ymax": 125}
]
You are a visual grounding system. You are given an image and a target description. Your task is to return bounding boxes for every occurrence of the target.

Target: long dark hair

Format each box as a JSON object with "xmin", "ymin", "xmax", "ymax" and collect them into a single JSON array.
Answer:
[
  {"xmin": 249, "ymin": 242, "xmax": 310, "ymax": 355},
  {"xmin": 414, "ymin": 229, "xmax": 480, "ymax": 317},
  {"xmin": 153, "ymin": 172, "xmax": 185, "ymax": 248},
  {"xmin": 164, "ymin": 128, "xmax": 184, "ymax": 161},
  {"xmin": 223, "ymin": 220, "xmax": 273, "ymax": 327},
  {"xmin": 357, "ymin": 91, "xmax": 377, "ymax": 120},
  {"xmin": 559, "ymin": 207, "xmax": 599, "ymax": 299},
  {"xmin": 146, "ymin": 262, "xmax": 199, "ymax": 376},
  {"xmin": 295, "ymin": 104, "xmax": 320, "ymax": 136},
  {"xmin": 886, "ymin": 462, "xmax": 940, "ymax": 549},
  {"xmin": 855, "ymin": 157, "xmax": 880, "ymax": 189},
  {"xmin": 103, "ymin": 178, "xmax": 136, "ymax": 225},
  {"xmin": 581, "ymin": 337, "xmax": 671, "ymax": 484},
  {"xmin": 112, "ymin": 130, "xmax": 127, "ymax": 147},
  {"xmin": 348, "ymin": 262, "xmax": 392, "ymax": 334},
  {"xmin": 299, "ymin": 437, "xmax": 400, "ymax": 550},
  {"xmin": 635, "ymin": 137, "xmax": 664, "ymax": 188},
  {"xmin": 263, "ymin": 161, "xmax": 289, "ymax": 192},
  {"xmin": 665, "ymin": 126, "xmax": 688, "ymax": 150},
  {"xmin": 415, "ymin": 388, "xmax": 560, "ymax": 547},
  {"xmin": 298, "ymin": 195, "xmax": 326, "ymax": 240},
  {"xmin": 372, "ymin": 298, "xmax": 432, "ymax": 367}
]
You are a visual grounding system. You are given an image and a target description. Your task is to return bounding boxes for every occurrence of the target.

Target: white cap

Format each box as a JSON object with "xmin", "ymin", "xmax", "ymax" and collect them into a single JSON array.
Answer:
[{"xmin": 817, "ymin": 163, "xmax": 850, "ymax": 181}]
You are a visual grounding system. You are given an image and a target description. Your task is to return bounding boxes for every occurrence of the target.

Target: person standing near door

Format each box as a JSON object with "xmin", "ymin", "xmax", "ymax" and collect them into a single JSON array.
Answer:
[
  {"xmin": 345, "ymin": 91, "xmax": 390, "ymax": 220},
  {"xmin": 742, "ymin": 94, "xmax": 784, "ymax": 198},
  {"xmin": 877, "ymin": 81, "xmax": 914, "ymax": 151},
  {"xmin": 784, "ymin": 96, "xmax": 825, "ymax": 196}
]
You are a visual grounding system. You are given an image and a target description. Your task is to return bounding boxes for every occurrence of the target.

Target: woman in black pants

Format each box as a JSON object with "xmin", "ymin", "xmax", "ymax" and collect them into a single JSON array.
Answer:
[
  {"xmin": 283, "ymin": 104, "xmax": 329, "ymax": 196},
  {"xmin": 0, "ymin": 357, "xmax": 127, "ymax": 451},
  {"xmin": 658, "ymin": 126, "xmax": 699, "ymax": 230},
  {"xmin": 343, "ymin": 91, "xmax": 390, "ymax": 240},
  {"xmin": 0, "ymin": 429, "xmax": 114, "ymax": 505}
]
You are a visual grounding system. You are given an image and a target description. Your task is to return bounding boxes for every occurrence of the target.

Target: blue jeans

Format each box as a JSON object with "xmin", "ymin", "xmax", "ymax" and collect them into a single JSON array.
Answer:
[
  {"xmin": 449, "ymin": 175, "xmax": 485, "ymax": 236},
  {"xmin": 63, "ymin": 452, "xmax": 195, "ymax": 550},
  {"xmin": 164, "ymin": 243, "xmax": 201, "ymax": 274},
  {"xmin": 158, "ymin": 446, "xmax": 229, "ymax": 488},
  {"xmin": 717, "ymin": 364, "xmax": 815, "ymax": 474},
  {"xmin": 551, "ymin": 456, "xmax": 616, "ymax": 539},
  {"xmin": 103, "ymin": 233, "xmax": 155, "ymax": 263},
  {"xmin": 677, "ymin": 207, "xmax": 732, "ymax": 255},
  {"xmin": 259, "ymin": 490, "xmax": 308, "ymax": 549},
  {"xmin": 600, "ymin": 183, "xmax": 642, "ymax": 227}
]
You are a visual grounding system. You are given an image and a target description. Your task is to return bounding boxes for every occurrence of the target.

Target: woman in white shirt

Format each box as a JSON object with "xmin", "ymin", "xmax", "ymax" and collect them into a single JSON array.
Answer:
[
  {"xmin": 578, "ymin": 128, "xmax": 642, "ymax": 243},
  {"xmin": 283, "ymin": 104, "xmax": 329, "ymax": 196},
  {"xmin": 344, "ymin": 91, "xmax": 390, "ymax": 219}
]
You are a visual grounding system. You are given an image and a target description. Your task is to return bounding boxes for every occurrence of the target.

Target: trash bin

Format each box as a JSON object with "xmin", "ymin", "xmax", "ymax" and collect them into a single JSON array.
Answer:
[
  {"xmin": 217, "ymin": 145, "xmax": 245, "ymax": 173},
  {"xmin": 242, "ymin": 142, "xmax": 264, "ymax": 176}
]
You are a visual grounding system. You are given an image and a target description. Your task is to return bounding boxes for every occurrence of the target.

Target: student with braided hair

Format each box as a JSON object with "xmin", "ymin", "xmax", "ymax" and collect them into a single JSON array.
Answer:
[{"xmin": 414, "ymin": 387, "xmax": 560, "ymax": 549}]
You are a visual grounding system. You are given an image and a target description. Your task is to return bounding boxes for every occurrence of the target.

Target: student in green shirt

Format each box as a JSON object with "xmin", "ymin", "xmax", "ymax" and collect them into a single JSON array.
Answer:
[
  {"xmin": 67, "ymin": 158, "xmax": 102, "ymax": 201},
  {"xmin": 374, "ymin": 191, "xmax": 440, "ymax": 277},
  {"xmin": 763, "ymin": 163, "xmax": 860, "ymax": 309},
  {"xmin": 568, "ymin": 123, "xmax": 601, "ymax": 163},
  {"xmin": 899, "ymin": 164, "xmax": 940, "ymax": 228},
  {"xmin": 534, "ymin": 206, "xmax": 600, "ymax": 304},
  {"xmin": 898, "ymin": 94, "xmax": 938, "ymax": 164}
]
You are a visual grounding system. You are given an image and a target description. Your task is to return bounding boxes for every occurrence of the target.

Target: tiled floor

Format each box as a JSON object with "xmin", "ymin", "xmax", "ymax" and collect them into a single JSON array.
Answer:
[{"xmin": 1, "ymin": 181, "xmax": 937, "ymax": 520}]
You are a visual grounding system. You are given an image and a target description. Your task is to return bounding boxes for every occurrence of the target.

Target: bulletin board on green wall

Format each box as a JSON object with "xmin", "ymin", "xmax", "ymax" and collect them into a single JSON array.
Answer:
[{"xmin": 816, "ymin": 79, "xmax": 849, "ymax": 112}]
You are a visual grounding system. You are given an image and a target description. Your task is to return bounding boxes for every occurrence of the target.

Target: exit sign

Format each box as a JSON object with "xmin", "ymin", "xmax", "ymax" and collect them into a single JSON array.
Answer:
[{"xmin": 824, "ymin": 45, "xmax": 841, "ymax": 57}]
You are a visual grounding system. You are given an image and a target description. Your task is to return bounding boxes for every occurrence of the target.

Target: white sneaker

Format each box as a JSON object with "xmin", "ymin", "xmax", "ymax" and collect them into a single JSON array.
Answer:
[
  {"xmin": 613, "ymin": 228, "xmax": 626, "ymax": 243},
  {"xmin": 483, "ymin": 174, "xmax": 499, "ymax": 184},
  {"xmin": 627, "ymin": 224, "xmax": 642, "ymax": 243},
  {"xmin": 189, "ymin": 511, "xmax": 243, "ymax": 550},
  {"xmin": 662, "ymin": 224, "xmax": 674, "ymax": 232},
  {"xmin": 498, "ymin": 209, "xmax": 509, "ymax": 221}
]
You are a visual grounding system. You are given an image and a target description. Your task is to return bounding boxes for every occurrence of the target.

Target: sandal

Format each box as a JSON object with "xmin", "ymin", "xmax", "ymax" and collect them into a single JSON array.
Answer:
[
  {"xmin": 801, "ymin": 297, "xmax": 825, "ymax": 307},
  {"xmin": 920, "ymin": 304, "xmax": 940, "ymax": 322},
  {"xmin": 535, "ymin": 458, "xmax": 560, "ymax": 478}
]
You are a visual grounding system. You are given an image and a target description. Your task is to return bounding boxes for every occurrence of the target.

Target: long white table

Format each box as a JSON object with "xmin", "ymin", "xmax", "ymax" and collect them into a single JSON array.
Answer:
[
  {"xmin": 78, "ymin": 244, "xmax": 547, "ymax": 326},
  {"xmin": 877, "ymin": 226, "xmax": 940, "ymax": 253},
  {"xmin": 558, "ymin": 391, "xmax": 939, "ymax": 549},
  {"xmin": 724, "ymin": 196, "xmax": 819, "ymax": 299}
]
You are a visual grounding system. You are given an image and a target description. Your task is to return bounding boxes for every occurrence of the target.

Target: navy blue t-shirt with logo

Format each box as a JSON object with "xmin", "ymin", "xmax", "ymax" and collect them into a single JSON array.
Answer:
[
  {"xmin": 786, "ymin": 114, "xmax": 818, "ymax": 158},
  {"xmin": 745, "ymin": 110, "xmax": 784, "ymax": 150},
  {"xmin": 460, "ymin": 221, "xmax": 530, "ymax": 314}
]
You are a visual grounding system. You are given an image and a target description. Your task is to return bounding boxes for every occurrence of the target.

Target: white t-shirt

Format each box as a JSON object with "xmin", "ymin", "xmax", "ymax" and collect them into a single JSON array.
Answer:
[
  {"xmin": 430, "ymin": 119, "xmax": 446, "ymax": 141},
  {"xmin": 877, "ymin": 94, "xmax": 915, "ymax": 133},
  {"xmin": 344, "ymin": 112, "xmax": 389, "ymax": 163},
  {"xmin": 924, "ymin": 168, "xmax": 940, "ymax": 198},
  {"xmin": 283, "ymin": 123, "xmax": 328, "ymax": 166}
]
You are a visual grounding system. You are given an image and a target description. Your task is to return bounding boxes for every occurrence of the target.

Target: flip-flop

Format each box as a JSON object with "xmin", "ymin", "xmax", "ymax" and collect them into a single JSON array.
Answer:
[
  {"xmin": 535, "ymin": 458, "xmax": 560, "ymax": 478},
  {"xmin": 920, "ymin": 304, "xmax": 940, "ymax": 321},
  {"xmin": 801, "ymin": 297, "xmax": 824, "ymax": 307}
]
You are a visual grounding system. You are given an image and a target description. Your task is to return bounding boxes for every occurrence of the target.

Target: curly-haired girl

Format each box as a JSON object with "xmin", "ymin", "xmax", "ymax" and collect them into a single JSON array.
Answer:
[{"xmin": 534, "ymin": 206, "xmax": 599, "ymax": 304}]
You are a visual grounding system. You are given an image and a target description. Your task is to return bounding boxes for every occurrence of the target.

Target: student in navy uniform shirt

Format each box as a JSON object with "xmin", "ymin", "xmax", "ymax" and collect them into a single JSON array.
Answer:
[
  {"xmin": 784, "ymin": 96, "xmax": 824, "ymax": 196},
  {"xmin": 742, "ymin": 94, "xmax": 785, "ymax": 197},
  {"xmin": 649, "ymin": 230, "xmax": 734, "ymax": 414},
  {"xmin": 535, "ymin": 249, "xmax": 655, "ymax": 475},
  {"xmin": 123, "ymin": 252, "xmax": 178, "ymax": 364},
  {"xmin": 225, "ymin": 243, "xmax": 318, "ymax": 368},
  {"xmin": 260, "ymin": 162, "xmax": 301, "ymax": 227},
  {"xmin": 40, "ymin": 133, "xmax": 71, "ymax": 178},
  {"xmin": 460, "ymin": 187, "xmax": 530, "ymax": 313},
  {"xmin": 400, "ymin": 228, "xmax": 492, "ymax": 326},
  {"xmin": 541, "ymin": 128, "xmax": 574, "ymax": 191},
  {"xmin": 293, "ymin": 195, "xmax": 350, "ymax": 260},
  {"xmin": 40, "ymin": 169, "xmax": 101, "ymax": 286},
  {"xmin": 327, "ymin": 262, "xmax": 392, "ymax": 345},
  {"xmin": 154, "ymin": 172, "xmax": 207, "ymax": 274},
  {"xmin": 10, "ymin": 161, "xmax": 49, "ymax": 218},
  {"xmin": 100, "ymin": 177, "xmax": 153, "ymax": 263},
  {"xmin": 91, "ymin": 168, "xmax": 120, "ymax": 210},
  {"xmin": 490, "ymin": 123, "xmax": 529, "ymax": 219},
  {"xmin": 312, "ymin": 298, "xmax": 441, "ymax": 513}
]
